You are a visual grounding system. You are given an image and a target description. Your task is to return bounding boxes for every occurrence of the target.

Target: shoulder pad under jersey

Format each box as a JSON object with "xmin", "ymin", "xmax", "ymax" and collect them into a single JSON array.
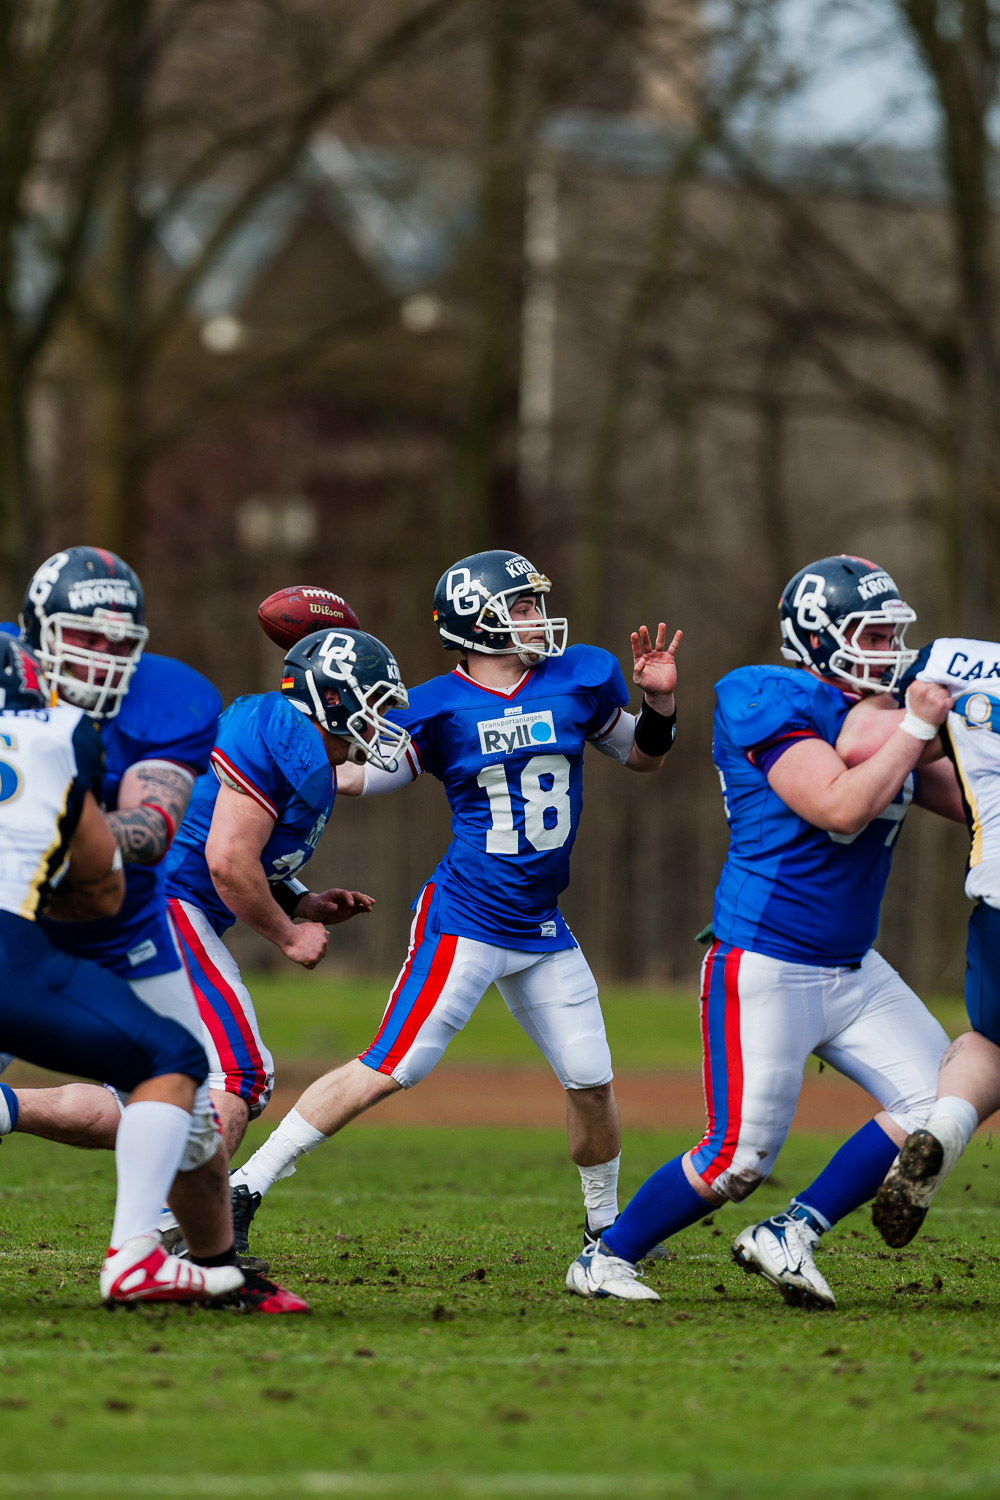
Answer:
[
  {"xmin": 111, "ymin": 653, "xmax": 221, "ymax": 771},
  {"xmin": 715, "ymin": 665, "xmax": 839, "ymax": 750}
]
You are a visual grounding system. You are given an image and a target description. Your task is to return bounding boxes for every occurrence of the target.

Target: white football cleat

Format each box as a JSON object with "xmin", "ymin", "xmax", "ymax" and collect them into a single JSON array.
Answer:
[
  {"xmin": 872, "ymin": 1120, "xmax": 967, "ymax": 1248},
  {"xmin": 100, "ymin": 1234, "xmax": 244, "ymax": 1307},
  {"xmin": 565, "ymin": 1241, "xmax": 661, "ymax": 1302},
  {"xmin": 732, "ymin": 1209, "xmax": 836, "ymax": 1309}
]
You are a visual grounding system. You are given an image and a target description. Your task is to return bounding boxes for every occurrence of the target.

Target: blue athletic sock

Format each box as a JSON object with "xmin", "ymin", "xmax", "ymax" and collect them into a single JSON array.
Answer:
[
  {"xmin": 600, "ymin": 1154, "xmax": 709, "ymax": 1264},
  {"xmin": 793, "ymin": 1118, "xmax": 899, "ymax": 1229},
  {"xmin": 0, "ymin": 1082, "xmax": 18, "ymax": 1135}
]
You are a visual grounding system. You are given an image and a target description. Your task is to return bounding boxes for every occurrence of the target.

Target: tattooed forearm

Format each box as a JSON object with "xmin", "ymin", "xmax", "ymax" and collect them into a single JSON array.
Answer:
[
  {"xmin": 111, "ymin": 760, "xmax": 195, "ymax": 864},
  {"xmin": 107, "ymin": 806, "xmax": 172, "ymax": 864}
]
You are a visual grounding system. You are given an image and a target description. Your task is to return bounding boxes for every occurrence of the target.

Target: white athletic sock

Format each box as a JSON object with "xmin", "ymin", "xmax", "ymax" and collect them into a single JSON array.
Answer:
[
  {"xmin": 578, "ymin": 1153, "xmax": 621, "ymax": 1231},
  {"xmin": 231, "ymin": 1107, "xmax": 329, "ymax": 1198},
  {"xmin": 109, "ymin": 1101, "xmax": 191, "ymax": 1250},
  {"xmin": 927, "ymin": 1095, "xmax": 979, "ymax": 1151}
]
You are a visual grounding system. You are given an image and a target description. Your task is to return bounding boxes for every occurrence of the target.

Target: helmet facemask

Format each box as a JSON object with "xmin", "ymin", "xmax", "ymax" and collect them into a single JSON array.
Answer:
[
  {"xmin": 441, "ymin": 579, "xmax": 568, "ymax": 666},
  {"xmin": 781, "ymin": 597, "xmax": 916, "ymax": 694},
  {"xmin": 35, "ymin": 608, "xmax": 148, "ymax": 718},
  {"xmin": 298, "ymin": 669, "xmax": 411, "ymax": 771}
]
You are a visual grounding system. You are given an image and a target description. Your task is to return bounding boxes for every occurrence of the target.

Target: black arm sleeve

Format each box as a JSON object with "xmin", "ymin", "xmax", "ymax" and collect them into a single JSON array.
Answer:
[
  {"xmin": 271, "ymin": 876, "xmax": 310, "ymax": 917},
  {"xmin": 633, "ymin": 699, "xmax": 677, "ymax": 757}
]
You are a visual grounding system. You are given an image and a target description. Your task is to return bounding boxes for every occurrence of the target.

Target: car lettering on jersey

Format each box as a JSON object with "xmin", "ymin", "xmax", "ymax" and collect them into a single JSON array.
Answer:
[
  {"xmin": 478, "ymin": 710, "xmax": 556, "ymax": 755},
  {"xmin": 945, "ymin": 650, "xmax": 1000, "ymax": 682}
]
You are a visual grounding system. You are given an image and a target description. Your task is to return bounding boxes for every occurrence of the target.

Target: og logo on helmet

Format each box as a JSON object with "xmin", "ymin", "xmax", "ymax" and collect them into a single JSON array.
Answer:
[
  {"xmin": 446, "ymin": 568, "xmax": 483, "ymax": 617},
  {"xmin": 317, "ymin": 632, "xmax": 358, "ymax": 679},
  {"xmin": 792, "ymin": 574, "xmax": 830, "ymax": 631},
  {"xmin": 27, "ymin": 552, "xmax": 69, "ymax": 609}
]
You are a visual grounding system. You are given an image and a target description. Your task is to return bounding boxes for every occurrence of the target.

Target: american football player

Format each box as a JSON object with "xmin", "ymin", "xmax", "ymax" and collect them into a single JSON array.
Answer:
[
  {"xmin": 160, "ymin": 626, "xmax": 404, "ymax": 1258},
  {"xmin": 1, "ymin": 547, "xmax": 306, "ymax": 1311},
  {"xmin": 831, "ymin": 637, "xmax": 1000, "ymax": 1247},
  {"xmin": 228, "ymin": 549, "xmax": 680, "ymax": 1262},
  {"xmin": 566, "ymin": 554, "xmax": 958, "ymax": 1305},
  {"xmin": 0, "ymin": 635, "xmax": 245, "ymax": 1306}
]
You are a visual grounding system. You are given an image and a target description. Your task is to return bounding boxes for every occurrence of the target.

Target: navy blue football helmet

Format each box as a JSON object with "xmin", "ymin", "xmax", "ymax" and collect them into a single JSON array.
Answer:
[
  {"xmin": 432, "ymin": 550, "xmax": 567, "ymax": 665},
  {"xmin": 281, "ymin": 627, "xmax": 410, "ymax": 770},
  {"xmin": 0, "ymin": 637, "xmax": 48, "ymax": 712},
  {"xmin": 779, "ymin": 555, "xmax": 916, "ymax": 693},
  {"xmin": 21, "ymin": 547, "xmax": 148, "ymax": 718}
]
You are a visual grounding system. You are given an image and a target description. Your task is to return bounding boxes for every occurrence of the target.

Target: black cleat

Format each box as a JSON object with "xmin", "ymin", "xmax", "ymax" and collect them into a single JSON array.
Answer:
[
  {"xmin": 231, "ymin": 1184, "xmax": 269, "ymax": 1274},
  {"xmin": 873, "ymin": 1127, "xmax": 953, "ymax": 1249}
]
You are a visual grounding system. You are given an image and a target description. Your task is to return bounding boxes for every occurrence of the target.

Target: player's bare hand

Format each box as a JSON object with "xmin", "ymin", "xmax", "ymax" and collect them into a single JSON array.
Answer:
[
  {"xmin": 631, "ymin": 624, "xmax": 681, "ymax": 710},
  {"xmin": 905, "ymin": 681, "xmax": 954, "ymax": 728},
  {"xmin": 280, "ymin": 921, "xmax": 329, "ymax": 969},
  {"xmin": 297, "ymin": 888, "xmax": 375, "ymax": 926}
]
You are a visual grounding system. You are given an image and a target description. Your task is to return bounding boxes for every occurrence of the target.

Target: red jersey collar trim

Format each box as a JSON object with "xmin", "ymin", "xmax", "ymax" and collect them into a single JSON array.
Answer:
[{"xmin": 452, "ymin": 662, "xmax": 535, "ymax": 699}]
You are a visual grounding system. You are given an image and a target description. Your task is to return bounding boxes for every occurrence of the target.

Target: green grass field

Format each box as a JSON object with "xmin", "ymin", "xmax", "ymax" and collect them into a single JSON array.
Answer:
[
  {"xmin": 3, "ymin": 1124, "xmax": 1000, "ymax": 1498},
  {"xmin": 244, "ymin": 971, "xmax": 971, "ymax": 1070},
  {"xmin": 0, "ymin": 977, "xmax": 991, "ymax": 1498}
]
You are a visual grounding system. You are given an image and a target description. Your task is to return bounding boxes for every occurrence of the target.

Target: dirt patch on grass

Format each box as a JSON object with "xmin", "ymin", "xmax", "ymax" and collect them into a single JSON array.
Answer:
[
  {"xmin": 9, "ymin": 1057, "xmax": 997, "ymax": 1135},
  {"xmin": 261, "ymin": 1062, "xmax": 896, "ymax": 1134}
]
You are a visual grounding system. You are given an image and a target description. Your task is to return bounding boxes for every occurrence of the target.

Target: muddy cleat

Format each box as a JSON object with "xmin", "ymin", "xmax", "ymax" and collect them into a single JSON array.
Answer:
[
  {"xmin": 231, "ymin": 1268, "xmax": 309, "ymax": 1315},
  {"xmin": 732, "ymin": 1208, "xmax": 835, "ymax": 1310},
  {"xmin": 100, "ymin": 1234, "xmax": 244, "ymax": 1307},
  {"xmin": 230, "ymin": 1184, "xmax": 270, "ymax": 1273},
  {"xmin": 565, "ymin": 1241, "xmax": 661, "ymax": 1302},
  {"xmin": 872, "ymin": 1121, "xmax": 966, "ymax": 1248}
]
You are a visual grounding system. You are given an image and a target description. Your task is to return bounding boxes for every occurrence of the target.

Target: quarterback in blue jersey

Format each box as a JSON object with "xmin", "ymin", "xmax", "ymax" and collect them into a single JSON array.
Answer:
[
  {"xmin": 1, "ymin": 548, "xmax": 307, "ymax": 1312},
  {"xmin": 230, "ymin": 549, "xmax": 681, "ymax": 1255},
  {"xmin": 568, "ymin": 554, "xmax": 957, "ymax": 1305},
  {"xmin": 163, "ymin": 626, "xmax": 405, "ymax": 1226}
]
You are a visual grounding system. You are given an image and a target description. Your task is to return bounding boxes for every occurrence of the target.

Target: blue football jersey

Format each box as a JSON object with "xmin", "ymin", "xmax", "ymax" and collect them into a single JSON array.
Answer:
[
  {"xmin": 393, "ymin": 644, "xmax": 629, "ymax": 950},
  {"xmin": 166, "ymin": 692, "xmax": 335, "ymax": 934},
  {"xmin": 711, "ymin": 665, "xmax": 914, "ymax": 966},
  {"xmin": 40, "ymin": 653, "xmax": 222, "ymax": 977}
]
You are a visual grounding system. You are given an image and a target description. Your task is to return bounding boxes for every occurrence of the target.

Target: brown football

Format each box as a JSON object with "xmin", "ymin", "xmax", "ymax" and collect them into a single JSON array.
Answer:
[{"xmin": 257, "ymin": 586, "xmax": 362, "ymax": 649}]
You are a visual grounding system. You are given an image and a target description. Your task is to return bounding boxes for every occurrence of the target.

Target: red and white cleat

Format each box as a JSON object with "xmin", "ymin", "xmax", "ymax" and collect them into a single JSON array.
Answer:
[
  {"xmin": 100, "ymin": 1234, "xmax": 244, "ymax": 1307},
  {"xmin": 235, "ymin": 1268, "xmax": 310, "ymax": 1315}
]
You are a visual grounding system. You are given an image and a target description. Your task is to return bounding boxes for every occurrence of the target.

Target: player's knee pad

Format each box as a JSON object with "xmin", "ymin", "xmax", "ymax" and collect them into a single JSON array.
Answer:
[
  {"xmin": 178, "ymin": 1086, "xmax": 224, "ymax": 1172},
  {"xmin": 559, "ymin": 1032, "xmax": 613, "ymax": 1091},
  {"xmin": 390, "ymin": 1039, "xmax": 448, "ymax": 1088}
]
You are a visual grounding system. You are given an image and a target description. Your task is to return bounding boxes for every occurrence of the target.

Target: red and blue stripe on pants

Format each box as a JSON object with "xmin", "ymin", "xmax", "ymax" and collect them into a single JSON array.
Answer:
[
  {"xmin": 360, "ymin": 884, "xmax": 457, "ymax": 1076},
  {"xmin": 690, "ymin": 940, "xmax": 745, "ymax": 1188},
  {"xmin": 168, "ymin": 898, "xmax": 269, "ymax": 1109}
]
